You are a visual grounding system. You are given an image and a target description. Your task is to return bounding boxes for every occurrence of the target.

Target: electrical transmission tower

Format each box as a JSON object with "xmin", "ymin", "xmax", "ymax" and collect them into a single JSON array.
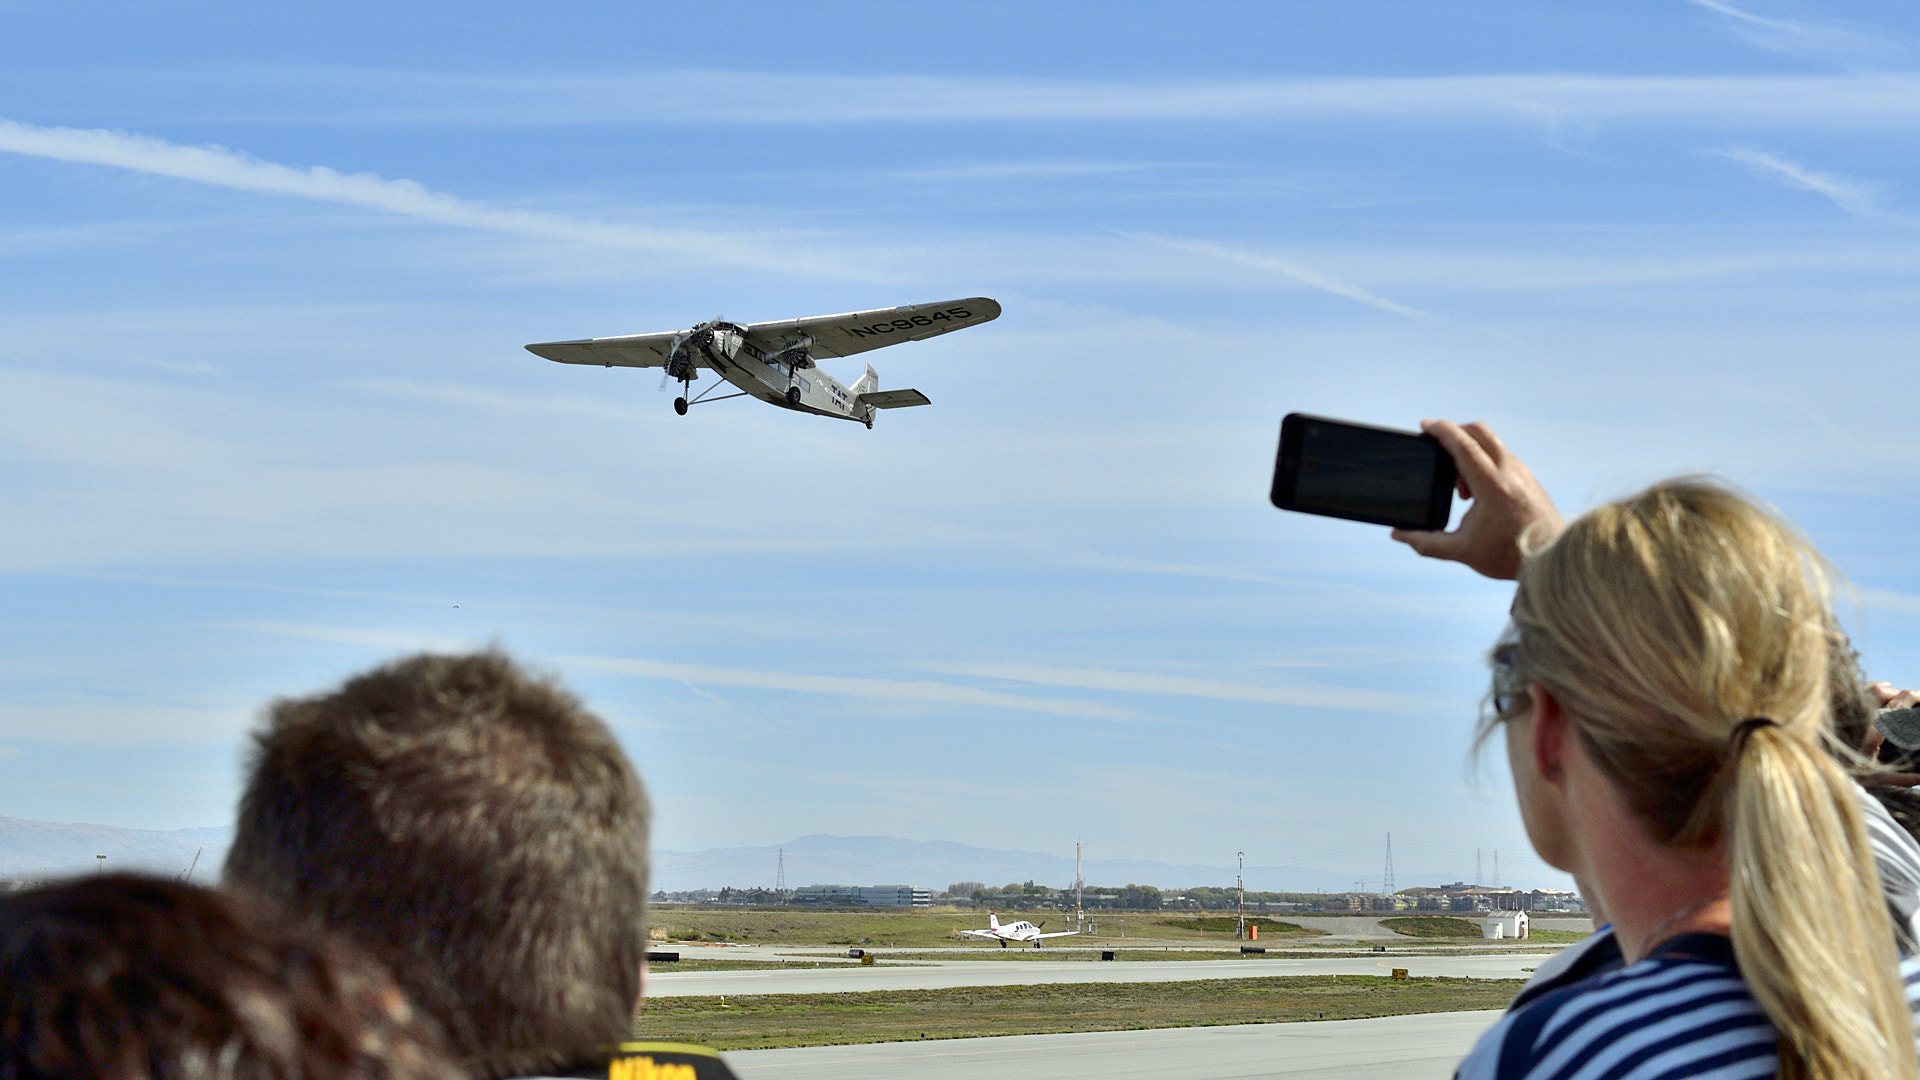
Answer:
[
  {"xmin": 776, "ymin": 848, "xmax": 786, "ymax": 894},
  {"xmin": 1476, "ymin": 848, "xmax": 1483, "ymax": 887},
  {"xmin": 1493, "ymin": 850, "xmax": 1500, "ymax": 889},
  {"xmin": 1382, "ymin": 833, "xmax": 1394, "ymax": 896}
]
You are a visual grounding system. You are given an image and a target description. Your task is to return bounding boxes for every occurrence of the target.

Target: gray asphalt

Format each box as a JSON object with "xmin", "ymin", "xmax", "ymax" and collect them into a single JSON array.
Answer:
[
  {"xmin": 647, "ymin": 954, "xmax": 1549, "ymax": 996},
  {"xmin": 726, "ymin": 1010, "xmax": 1505, "ymax": 1079}
]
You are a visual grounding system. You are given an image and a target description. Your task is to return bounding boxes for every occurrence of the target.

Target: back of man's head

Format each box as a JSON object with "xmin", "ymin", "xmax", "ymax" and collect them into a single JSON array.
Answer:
[
  {"xmin": 0, "ymin": 874, "xmax": 458, "ymax": 1080},
  {"xmin": 223, "ymin": 651, "xmax": 650, "ymax": 1079}
]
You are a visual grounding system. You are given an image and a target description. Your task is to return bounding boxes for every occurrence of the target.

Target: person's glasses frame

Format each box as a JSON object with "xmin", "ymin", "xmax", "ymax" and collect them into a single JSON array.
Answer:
[{"xmin": 1490, "ymin": 642, "xmax": 1526, "ymax": 716}]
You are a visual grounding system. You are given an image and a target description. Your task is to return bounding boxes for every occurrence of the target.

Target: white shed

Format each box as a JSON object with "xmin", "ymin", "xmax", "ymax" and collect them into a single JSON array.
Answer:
[{"xmin": 1479, "ymin": 911, "xmax": 1529, "ymax": 939}]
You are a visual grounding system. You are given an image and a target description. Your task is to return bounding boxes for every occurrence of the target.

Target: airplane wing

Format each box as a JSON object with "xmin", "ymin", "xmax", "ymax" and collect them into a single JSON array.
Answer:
[
  {"xmin": 1034, "ymin": 930, "xmax": 1081, "ymax": 939},
  {"xmin": 524, "ymin": 330, "xmax": 679, "ymax": 369},
  {"xmin": 744, "ymin": 297, "xmax": 1000, "ymax": 360},
  {"xmin": 957, "ymin": 929, "xmax": 999, "ymax": 939}
]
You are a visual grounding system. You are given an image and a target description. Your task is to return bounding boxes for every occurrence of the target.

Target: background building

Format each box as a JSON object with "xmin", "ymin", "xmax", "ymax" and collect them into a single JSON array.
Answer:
[{"xmin": 790, "ymin": 885, "xmax": 932, "ymax": 907}]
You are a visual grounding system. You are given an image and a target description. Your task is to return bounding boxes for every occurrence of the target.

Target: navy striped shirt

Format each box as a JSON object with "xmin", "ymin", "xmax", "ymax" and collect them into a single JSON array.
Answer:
[{"xmin": 1457, "ymin": 933, "xmax": 1920, "ymax": 1080}]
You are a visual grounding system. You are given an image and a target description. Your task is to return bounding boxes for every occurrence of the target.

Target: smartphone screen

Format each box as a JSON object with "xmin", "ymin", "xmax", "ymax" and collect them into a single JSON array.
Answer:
[{"xmin": 1270, "ymin": 414, "xmax": 1455, "ymax": 530}]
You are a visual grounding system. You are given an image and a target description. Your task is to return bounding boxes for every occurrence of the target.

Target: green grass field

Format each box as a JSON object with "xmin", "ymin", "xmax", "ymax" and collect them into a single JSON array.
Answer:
[
  {"xmin": 1374, "ymin": 916, "xmax": 1588, "ymax": 945},
  {"xmin": 1158, "ymin": 916, "xmax": 1319, "ymax": 937},
  {"xmin": 881, "ymin": 949, "xmax": 1294, "ymax": 962},
  {"xmin": 652, "ymin": 909, "xmax": 1018, "ymax": 948},
  {"xmin": 631, "ymin": 975, "xmax": 1522, "ymax": 1049},
  {"xmin": 1377, "ymin": 916, "xmax": 1483, "ymax": 938},
  {"xmin": 647, "ymin": 959, "xmax": 851, "ymax": 971},
  {"xmin": 1518, "ymin": 929, "xmax": 1589, "ymax": 944},
  {"xmin": 651, "ymin": 910, "xmax": 1331, "ymax": 948}
]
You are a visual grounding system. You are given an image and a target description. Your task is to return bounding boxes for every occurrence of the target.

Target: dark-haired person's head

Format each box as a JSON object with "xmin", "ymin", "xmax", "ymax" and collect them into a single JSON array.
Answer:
[
  {"xmin": 223, "ymin": 651, "xmax": 651, "ymax": 1080},
  {"xmin": 0, "ymin": 874, "xmax": 456, "ymax": 1080}
]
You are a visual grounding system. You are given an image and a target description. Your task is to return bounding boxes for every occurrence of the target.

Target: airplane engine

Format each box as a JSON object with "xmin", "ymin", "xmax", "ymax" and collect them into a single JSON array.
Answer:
[
  {"xmin": 665, "ymin": 348, "xmax": 696, "ymax": 382},
  {"xmin": 773, "ymin": 335, "xmax": 815, "ymax": 371}
]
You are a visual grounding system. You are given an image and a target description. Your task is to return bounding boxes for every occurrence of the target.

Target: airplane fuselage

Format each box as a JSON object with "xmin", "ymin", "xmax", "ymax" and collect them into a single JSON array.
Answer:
[{"xmin": 689, "ymin": 324, "xmax": 872, "ymax": 425}]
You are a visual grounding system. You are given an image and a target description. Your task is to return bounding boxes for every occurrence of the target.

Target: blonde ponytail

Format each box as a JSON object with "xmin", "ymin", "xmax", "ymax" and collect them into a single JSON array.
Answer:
[
  {"xmin": 1504, "ymin": 478, "xmax": 1917, "ymax": 1080},
  {"xmin": 1732, "ymin": 724, "xmax": 1915, "ymax": 1080}
]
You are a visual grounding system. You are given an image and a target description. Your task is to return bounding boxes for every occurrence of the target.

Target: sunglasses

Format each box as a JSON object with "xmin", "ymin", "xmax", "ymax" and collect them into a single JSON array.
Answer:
[{"xmin": 1490, "ymin": 641, "xmax": 1526, "ymax": 715}]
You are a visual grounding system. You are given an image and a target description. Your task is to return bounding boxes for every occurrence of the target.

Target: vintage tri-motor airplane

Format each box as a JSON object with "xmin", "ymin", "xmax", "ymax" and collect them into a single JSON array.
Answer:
[
  {"xmin": 958, "ymin": 911, "xmax": 1081, "ymax": 948},
  {"xmin": 526, "ymin": 297, "xmax": 1000, "ymax": 427}
]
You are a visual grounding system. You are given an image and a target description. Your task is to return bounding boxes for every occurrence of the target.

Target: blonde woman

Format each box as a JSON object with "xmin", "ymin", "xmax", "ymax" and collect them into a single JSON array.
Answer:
[{"xmin": 1393, "ymin": 424, "xmax": 1920, "ymax": 1078}]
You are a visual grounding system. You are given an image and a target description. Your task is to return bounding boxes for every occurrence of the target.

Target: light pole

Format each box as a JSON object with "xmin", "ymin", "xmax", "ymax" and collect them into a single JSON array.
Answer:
[{"xmin": 95, "ymin": 854, "xmax": 105, "ymax": 875}]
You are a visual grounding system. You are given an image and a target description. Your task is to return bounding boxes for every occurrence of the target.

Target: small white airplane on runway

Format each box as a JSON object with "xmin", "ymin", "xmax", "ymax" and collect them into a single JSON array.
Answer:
[
  {"xmin": 959, "ymin": 911, "xmax": 1081, "ymax": 948},
  {"xmin": 526, "ymin": 297, "xmax": 1000, "ymax": 427}
]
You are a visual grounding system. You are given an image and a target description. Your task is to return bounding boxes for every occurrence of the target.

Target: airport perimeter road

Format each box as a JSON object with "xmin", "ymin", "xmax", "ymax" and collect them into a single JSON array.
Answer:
[
  {"xmin": 727, "ymin": 1009, "xmax": 1505, "ymax": 1080},
  {"xmin": 646, "ymin": 954, "xmax": 1548, "ymax": 997}
]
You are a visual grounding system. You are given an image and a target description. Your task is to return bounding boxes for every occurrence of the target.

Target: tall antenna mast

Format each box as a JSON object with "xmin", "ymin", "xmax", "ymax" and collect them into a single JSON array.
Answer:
[
  {"xmin": 1074, "ymin": 841, "xmax": 1085, "ymax": 932},
  {"xmin": 1382, "ymin": 833, "xmax": 1394, "ymax": 897},
  {"xmin": 1476, "ymin": 848, "xmax": 1483, "ymax": 887},
  {"xmin": 1493, "ymin": 850, "xmax": 1500, "ymax": 889},
  {"xmin": 1236, "ymin": 851, "xmax": 1246, "ymax": 940},
  {"xmin": 776, "ymin": 848, "xmax": 786, "ymax": 895}
]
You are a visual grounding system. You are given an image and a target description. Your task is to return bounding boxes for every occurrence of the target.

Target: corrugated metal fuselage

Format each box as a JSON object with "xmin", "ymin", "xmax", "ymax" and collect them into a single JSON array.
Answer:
[{"xmin": 689, "ymin": 329, "xmax": 871, "ymax": 424}]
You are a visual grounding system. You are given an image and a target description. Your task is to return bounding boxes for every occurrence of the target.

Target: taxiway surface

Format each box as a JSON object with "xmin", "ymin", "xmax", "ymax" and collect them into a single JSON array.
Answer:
[
  {"xmin": 646, "ymin": 954, "xmax": 1547, "ymax": 996},
  {"xmin": 726, "ymin": 1009, "xmax": 1504, "ymax": 1079}
]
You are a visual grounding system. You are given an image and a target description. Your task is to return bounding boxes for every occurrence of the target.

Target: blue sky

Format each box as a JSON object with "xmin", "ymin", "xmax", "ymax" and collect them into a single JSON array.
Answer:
[{"xmin": 4, "ymin": 0, "xmax": 1920, "ymax": 891}]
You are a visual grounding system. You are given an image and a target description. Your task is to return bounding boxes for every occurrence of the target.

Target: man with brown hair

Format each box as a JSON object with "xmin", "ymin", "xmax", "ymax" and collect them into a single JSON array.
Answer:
[{"xmin": 223, "ymin": 651, "xmax": 730, "ymax": 1080}]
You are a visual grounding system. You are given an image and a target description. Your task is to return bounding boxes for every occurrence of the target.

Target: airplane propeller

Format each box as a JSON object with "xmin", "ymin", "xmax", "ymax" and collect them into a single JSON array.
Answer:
[
  {"xmin": 658, "ymin": 331, "xmax": 689, "ymax": 392},
  {"xmin": 661, "ymin": 319, "xmax": 725, "ymax": 391}
]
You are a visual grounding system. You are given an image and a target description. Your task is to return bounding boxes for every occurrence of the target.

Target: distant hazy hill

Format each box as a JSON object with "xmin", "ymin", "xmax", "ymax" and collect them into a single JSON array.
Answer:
[
  {"xmin": 0, "ymin": 815, "xmax": 228, "ymax": 881},
  {"xmin": 1, "ymin": 819, "xmax": 1468, "ymax": 894},
  {"xmin": 654, "ymin": 834, "xmax": 1372, "ymax": 894}
]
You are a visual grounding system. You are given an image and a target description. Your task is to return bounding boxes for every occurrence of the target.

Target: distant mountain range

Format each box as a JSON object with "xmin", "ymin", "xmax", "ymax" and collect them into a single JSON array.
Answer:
[
  {"xmin": 0, "ymin": 817, "xmax": 1485, "ymax": 894},
  {"xmin": 657, "ymin": 834, "xmax": 1427, "ymax": 894},
  {"xmin": 0, "ymin": 815, "xmax": 228, "ymax": 881}
]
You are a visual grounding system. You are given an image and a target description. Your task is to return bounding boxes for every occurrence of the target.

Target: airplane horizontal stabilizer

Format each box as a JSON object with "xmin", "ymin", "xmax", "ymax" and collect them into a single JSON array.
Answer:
[{"xmin": 858, "ymin": 388, "xmax": 931, "ymax": 410}]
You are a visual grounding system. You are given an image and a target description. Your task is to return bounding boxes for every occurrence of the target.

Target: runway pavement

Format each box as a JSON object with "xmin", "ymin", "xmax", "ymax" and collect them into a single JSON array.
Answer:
[
  {"xmin": 646, "ymin": 953, "xmax": 1549, "ymax": 996},
  {"xmin": 726, "ymin": 1009, "xmax": 1505, "ymax": 1079}
]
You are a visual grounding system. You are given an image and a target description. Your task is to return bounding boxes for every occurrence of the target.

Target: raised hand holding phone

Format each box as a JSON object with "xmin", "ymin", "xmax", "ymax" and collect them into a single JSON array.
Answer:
[{"xmin": 1388, "ymin": 420, "xmax": 1563, "ymax": 581}]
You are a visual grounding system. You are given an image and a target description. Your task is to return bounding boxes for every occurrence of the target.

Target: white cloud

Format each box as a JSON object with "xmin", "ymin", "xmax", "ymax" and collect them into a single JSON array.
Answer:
[
  {"xmin": 215, "ymin": 621, "xmax": 477, "ymax": 654},
  {"xmin": 563, "ymin": 654, "xmax": 1152, "ymax": 722},
  {"xmin": 1059, "ymin": 550, "xmax": 1292, "ymax": 586},
  {"xmin": 123, "ymin": 67, "xmax": 1920, "ymax": 130},
  {"xmin": 344, "ymin": 378, "xmax": 646, "ymax": 422},
  {"xmin": 1861, "ymin": 588, "xmax": 1920, "ymax": 616},
  {"xmin": 923, "ymin": 660, "xmax": 1444, "ymax": 715},
  {"xmin": 1708, "ymin": 145, "xmax": 1886, "ymax": 216},
  {"xmin": 1685, "ymin": 0, "xmax": 1901, "ymax": 63},
  {"xmin": 1120, "ymin": 233, "xmax": 1426, "ymax": 319},
  {"xmin": 0, "ymin": 117, "xmax": 870, "ymax": 278},
  {"xmin": 0, "ymin": 704, "xmax": 251, "ymax": 746},
  {"xmin": 887, "ymin": 160, "xmax": 1180, "ymax": 182}
]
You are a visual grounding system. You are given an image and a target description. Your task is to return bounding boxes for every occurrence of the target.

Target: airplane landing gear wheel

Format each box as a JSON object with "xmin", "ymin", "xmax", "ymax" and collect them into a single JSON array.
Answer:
[
  {"xmin": 786, "ymin": 386, "xmax": 801, "ymax": 407},
  {"xmin": 864, "ymin": 414, "xmax": 874, "ymax": 430},
  {"xmin": 673, "ymin": 397, "xmax": 688, "ymax": 416}
]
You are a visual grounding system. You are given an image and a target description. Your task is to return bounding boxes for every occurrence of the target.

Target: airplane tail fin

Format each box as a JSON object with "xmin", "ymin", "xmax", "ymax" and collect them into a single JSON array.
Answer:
[
  {"xmin": 989, "ymin": 911, "xmax": 1000, "ymax": 930},
  {"xmin": 850, "ymin": 363, "xmax": 879, "ymax": 398}
]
